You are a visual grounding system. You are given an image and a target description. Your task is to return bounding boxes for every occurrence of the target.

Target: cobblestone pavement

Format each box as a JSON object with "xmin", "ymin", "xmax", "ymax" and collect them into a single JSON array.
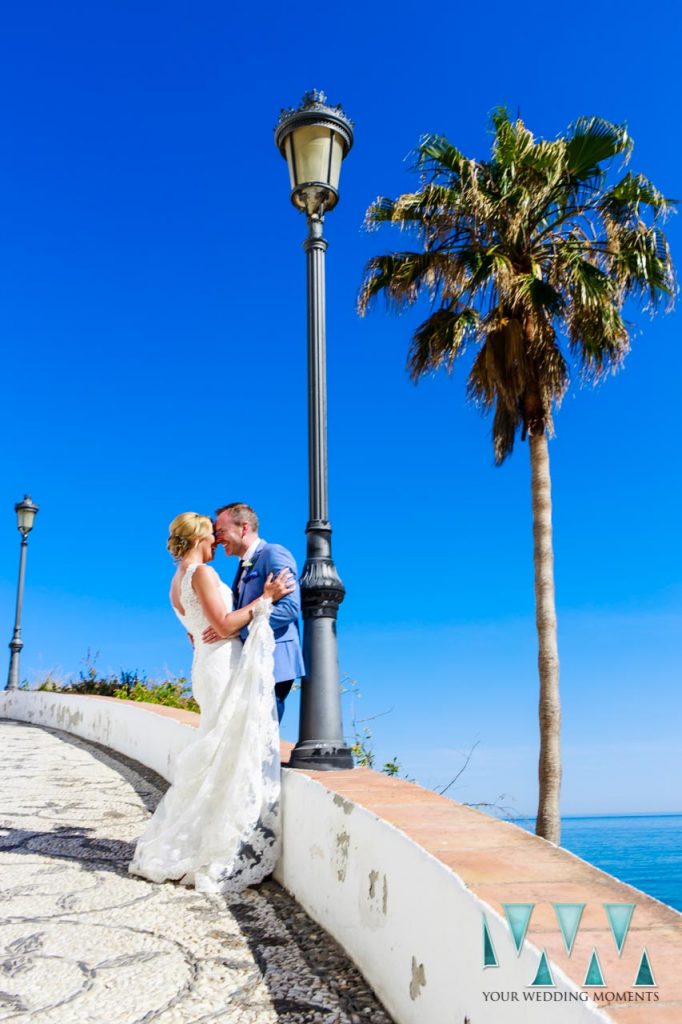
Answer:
[{"xmin": 0, "ymin": 720, "xmax": 393, "ymax": 1024}]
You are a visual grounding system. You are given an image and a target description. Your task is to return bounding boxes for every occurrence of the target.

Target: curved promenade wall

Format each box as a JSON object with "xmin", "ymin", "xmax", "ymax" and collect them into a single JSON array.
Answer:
[{"xmin": 1, "ymin": 690, "xmax": 679, "ymax": 1024}]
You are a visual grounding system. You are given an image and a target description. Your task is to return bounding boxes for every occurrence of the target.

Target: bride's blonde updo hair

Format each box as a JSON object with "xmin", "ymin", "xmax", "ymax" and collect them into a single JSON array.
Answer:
[{"xmin": 167, "ymin": 512, "xmax": 213, "ymax": 560}]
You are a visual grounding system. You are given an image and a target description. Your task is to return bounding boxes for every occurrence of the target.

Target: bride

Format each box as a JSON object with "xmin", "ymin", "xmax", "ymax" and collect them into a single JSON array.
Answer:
[{"xmin": 129, "ymin": 511, "xmax": 295, "ymax": 893}]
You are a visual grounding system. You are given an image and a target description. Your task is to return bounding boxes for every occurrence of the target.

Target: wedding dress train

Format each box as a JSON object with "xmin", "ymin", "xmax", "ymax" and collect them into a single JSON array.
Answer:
[{"xmin": 128, "ymin": 564, "xmax": 281, "ymax": 893}]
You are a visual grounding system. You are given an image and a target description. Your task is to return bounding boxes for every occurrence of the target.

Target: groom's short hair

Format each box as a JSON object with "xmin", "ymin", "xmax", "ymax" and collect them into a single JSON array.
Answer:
[{"xmin": 216, "ymin": 502, "xmax": 259, "ymax": 532}]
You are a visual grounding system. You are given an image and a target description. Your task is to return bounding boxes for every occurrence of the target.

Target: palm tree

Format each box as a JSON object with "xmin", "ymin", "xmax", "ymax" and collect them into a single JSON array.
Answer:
[{"xmin": 358, "ymin": 111, "xmax": 675, "ymax": 844}]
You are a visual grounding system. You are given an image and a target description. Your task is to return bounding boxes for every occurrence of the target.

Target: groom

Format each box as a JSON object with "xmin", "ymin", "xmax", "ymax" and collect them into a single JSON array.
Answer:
[{"xmin": 204, "ymin": 502, "xmax": 304, "ymax": 722}]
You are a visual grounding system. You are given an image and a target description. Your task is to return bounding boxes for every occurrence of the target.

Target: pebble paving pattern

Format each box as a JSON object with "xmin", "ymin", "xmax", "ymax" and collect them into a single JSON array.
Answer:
[{"xmin": 0, "ymin": 719, "xmax": 394, "ymax": 1023}]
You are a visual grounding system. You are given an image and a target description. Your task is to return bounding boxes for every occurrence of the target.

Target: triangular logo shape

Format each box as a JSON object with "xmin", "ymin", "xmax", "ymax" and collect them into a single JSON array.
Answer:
[
  {"xmin": 553, "ymin": 903, "xmax": 585, "ymax": 956},
  {"xmin": 503, "ymin": 903, "xmax": 534, "ymax": 955},
  {"xmin": 583, "ymin": 948, "xmax": 606, "ymax": 987},
  {"xmin": 604, "ymin": 903, "xmax": 635, "ymax": 955},
  {"xmin": 482, "ymin": 916, "xmax": 498, "ymax": 968},
  {"xmin": 530, "ymin": 949, "xmax": 555, "ymax": 987},
  {"xmin": 633, "ymin": 948, "xmax": 656, "ymax": 987}
]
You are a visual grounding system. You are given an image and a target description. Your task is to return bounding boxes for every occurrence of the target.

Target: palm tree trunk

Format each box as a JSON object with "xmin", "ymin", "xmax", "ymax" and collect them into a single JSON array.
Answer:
[{"xmin": 529, "ymin": 430, "xmax": 561, "ymax": 844}]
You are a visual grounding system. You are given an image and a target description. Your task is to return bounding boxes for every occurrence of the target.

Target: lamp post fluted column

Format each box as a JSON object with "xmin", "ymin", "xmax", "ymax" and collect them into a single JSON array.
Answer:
[
  {"xmin": 275, "ymin": 91, "xmax": 354, "ymax": 770},
  {"xmin": 291, "ymin": 212, "xmax": 353, "ymax": 769},
  {"xmin": 6, "ymin": 495, "xmax": 39, "ymax": 691},
  {"xmin": 306, "ymin": 216, "xmax": 330, "ymax": 526},
  {"xmin": 6, "ymin": 536, "xmax": 28, "ymax": 691}
]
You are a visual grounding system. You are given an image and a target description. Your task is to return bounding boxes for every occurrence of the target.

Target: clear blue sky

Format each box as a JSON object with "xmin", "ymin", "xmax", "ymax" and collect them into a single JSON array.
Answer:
[{"xmin": 1, "ymin": 0, "xmax": 680, "ymax": 816}]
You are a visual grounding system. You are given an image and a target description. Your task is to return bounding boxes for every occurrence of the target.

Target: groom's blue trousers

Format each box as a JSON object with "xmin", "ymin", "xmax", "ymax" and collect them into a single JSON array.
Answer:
[{"xmin": 275, "ymin": 680, "xmax": 293, "ymax": 723}]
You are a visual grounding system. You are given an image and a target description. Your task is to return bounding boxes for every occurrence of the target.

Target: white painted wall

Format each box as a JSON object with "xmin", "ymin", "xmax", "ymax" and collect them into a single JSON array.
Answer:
[
  {"xmin": 0, "ymin": 690, "xmax": 194, "ymax": 782},
  {"xmin": 275, "ymin": 771, "xmax": 610, "ymax": 1024},
  {"xmin": 0, "ymin": 692, "xmax": 611, "ymax": 1023}
]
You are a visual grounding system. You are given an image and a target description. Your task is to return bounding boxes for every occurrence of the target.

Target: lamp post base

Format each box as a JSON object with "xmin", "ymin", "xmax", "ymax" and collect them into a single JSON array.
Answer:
[
  {"xmin": 288, "ymin": 739, "xmax": 354, "ymax": 771},
  {"xmin": 293, "ymin": 520, "xmax": 354, "ymax": 772},
  {"xmin": 6, "ymin": 637, "xmax": 23, "ymax": 691}
]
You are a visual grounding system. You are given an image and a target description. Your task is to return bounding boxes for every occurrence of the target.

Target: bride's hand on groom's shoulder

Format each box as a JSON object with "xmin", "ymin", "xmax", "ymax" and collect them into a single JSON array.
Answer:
[{"xmin": 264, "ymin": 569, "xmax": 296, "ymax": 603}]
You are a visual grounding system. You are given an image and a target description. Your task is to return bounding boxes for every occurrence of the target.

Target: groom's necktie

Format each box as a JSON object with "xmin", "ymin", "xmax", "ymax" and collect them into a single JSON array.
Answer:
[{"xmin": 235, "ymin": 560, "xmax": 249, "ymax": 604}]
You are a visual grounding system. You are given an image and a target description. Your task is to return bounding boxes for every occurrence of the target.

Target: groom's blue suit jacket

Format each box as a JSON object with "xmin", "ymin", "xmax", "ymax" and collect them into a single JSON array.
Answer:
[{"xmin": 233, "ymin": 540, "xmax": 305, "ymax": 684}]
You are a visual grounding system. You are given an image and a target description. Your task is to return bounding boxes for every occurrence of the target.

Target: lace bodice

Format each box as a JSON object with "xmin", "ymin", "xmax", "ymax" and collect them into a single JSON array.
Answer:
[{"xmin": 172, "ymin": 563, "xmax": 233, "ymax": 638}]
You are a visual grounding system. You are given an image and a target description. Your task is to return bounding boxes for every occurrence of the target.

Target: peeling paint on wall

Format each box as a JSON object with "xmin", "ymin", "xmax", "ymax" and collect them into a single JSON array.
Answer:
[
  {"xmin": 56, "ymin": 706, "xmax": 83, "ymax": 730},
  {"xmin": 334, "ymin": 830, "xmax": 350, "ymax": 882},
  {"xmin": 333, "ymin": 794, "xmax": 354, "ymax": 816},
  {"xmin": 367, "ymin": 869, "xmax": 388, "ymax": 917},
  {"xmin": 409, "ymin": 956, "xmax": 426, "ymax": 1000}
]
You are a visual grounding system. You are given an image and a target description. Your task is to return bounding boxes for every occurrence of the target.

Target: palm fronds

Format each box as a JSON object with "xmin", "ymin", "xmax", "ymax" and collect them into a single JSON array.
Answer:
[{"xmin": 358, "ymin": 108, "xmax": 676, "ymax": 461}]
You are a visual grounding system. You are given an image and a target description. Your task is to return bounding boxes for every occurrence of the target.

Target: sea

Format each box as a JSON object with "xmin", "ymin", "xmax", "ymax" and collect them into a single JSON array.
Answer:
[{"xmin": 514, "ymin": 814, "xmax": 682, "ymax": 913}]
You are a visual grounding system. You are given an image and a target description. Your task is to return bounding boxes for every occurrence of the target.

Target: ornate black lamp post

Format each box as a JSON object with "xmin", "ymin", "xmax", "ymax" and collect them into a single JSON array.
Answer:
[
  {"xmin": 6, "ymin": 495, "xmax": 39, "ymax": 691},
  {"xmin": 275, "ymin": 91, "xmax": 354, "ymax": 770}
]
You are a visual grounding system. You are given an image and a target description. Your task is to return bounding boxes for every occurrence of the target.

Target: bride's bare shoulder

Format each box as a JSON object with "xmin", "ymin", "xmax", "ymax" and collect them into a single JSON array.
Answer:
[{"xmin": 191, "ymin": 564, "xmax": 220, "ymax": 590}]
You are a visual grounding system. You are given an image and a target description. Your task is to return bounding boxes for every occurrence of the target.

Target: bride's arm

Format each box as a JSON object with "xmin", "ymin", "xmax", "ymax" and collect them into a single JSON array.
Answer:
[{"xmin": 192, "ymin": 565, "xmax": 294, "ymax": 640}]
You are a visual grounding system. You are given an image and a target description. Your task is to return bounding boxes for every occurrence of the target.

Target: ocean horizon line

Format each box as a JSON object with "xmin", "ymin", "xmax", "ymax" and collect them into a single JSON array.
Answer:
[{"xmin": 512, "ymin": 811, "xmax": 682, "ymax": 821}]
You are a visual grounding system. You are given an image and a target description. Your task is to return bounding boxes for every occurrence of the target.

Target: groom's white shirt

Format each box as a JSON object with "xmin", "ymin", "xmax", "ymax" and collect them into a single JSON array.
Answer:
[{"xmin": 242, "ymin": 537, "xmax": 262, "ymax": 565}]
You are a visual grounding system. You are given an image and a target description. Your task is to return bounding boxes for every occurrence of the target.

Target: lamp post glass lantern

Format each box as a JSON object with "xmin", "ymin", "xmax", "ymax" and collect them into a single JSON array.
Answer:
[
  {"xmin": 6, "ymin": 495, "xmax": 39, "ymax": 691},
  {"xmin": 16, "ymin": 496, "xmax": 39, "ymax": 536},
  {"xmin": 275, "ymin": 91, "xmax": 354, "ymax": 770},
  {"xmin": 275, "ymin": 89, "xmax": 353, "ymax": 218}
]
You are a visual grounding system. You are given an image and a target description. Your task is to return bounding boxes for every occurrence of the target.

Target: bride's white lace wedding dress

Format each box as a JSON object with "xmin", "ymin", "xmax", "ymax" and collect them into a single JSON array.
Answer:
[{"xmin": 128, "ymin": 563, "xmax": 281, "ymax": 893}]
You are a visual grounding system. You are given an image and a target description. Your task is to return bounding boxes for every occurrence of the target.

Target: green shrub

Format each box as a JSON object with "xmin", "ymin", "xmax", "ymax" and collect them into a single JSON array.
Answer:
[
  {"xmin": 32, "ymin": 652, "xmax": 199, "ymax": 714},
  {"xmin": 114, "ymin": 679, "xmax": 198, "ymax": 714}
]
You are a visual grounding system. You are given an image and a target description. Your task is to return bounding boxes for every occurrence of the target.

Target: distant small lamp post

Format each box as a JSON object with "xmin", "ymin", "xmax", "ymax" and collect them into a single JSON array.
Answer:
[
  {"xmin": 275, "ymin": 91, "xmax": 354, "ymax": 770},
  {"xmin": 6, "ymin": 495, "xmax": 39, "ymax": 691}
]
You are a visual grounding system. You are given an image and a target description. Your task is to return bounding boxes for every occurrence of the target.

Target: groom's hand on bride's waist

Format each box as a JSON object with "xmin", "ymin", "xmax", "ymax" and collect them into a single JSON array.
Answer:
[{"xmin": 200, "ymin": 622, "xmax": 237, "ymax": 638}]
